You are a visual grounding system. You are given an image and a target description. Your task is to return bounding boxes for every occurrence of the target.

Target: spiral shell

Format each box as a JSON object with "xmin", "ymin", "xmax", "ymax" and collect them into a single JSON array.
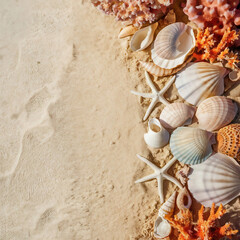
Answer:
[
  {"xmin": 158, "ymin": 191, "xmax": 176, "ymax": 218},
  {"xmin": 118, "ymin": 25, "xmax": 138, "ymax": 39},
  {"xmin": 217, "ymin": 124, "xmax": 240, "ymax": 161}
]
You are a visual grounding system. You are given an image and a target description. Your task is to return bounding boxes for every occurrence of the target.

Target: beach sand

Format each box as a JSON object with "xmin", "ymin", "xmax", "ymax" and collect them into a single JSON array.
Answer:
[{"xmin": 0, "ymin": 0, "xmax": 239, "ymax": 239}]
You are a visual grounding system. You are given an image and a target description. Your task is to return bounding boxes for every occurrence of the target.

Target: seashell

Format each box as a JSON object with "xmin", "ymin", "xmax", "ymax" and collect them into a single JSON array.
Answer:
[
  {"xmin": 175, "ymin": 62, "xmax": 228, "ymax": 106},
  {"xmin": 196, "ymin": 96, "xmax": 238, "ymax": 131},
  {"xmin": 170, "ymin": 127, "xmax": 214, "ymax": 165},
  {"xmin": 154, "ymin": 217, "xmax": 171, "ymax": 239},
  {"xmin": 217, "ymin": 124, "xmax": 240, "ymax": 161},
  {"xmin": 158, "ymin": 191, "xmax": 177, "ymax": 218},
  {"xmin": 176, "ymin": 187, "xmax": 192, "ymax": 210},
  {"xmin": 130, "ymin": 22, "xmax": 158, "ymax": 51},
  {"xmin": 164, "ymin": 9, "xmax": 176, "ymax": 24},
  {"xmin": 139, "ymin": 55, "xmax": 193, "ymax": 77},
  {"xmin": 159, "ymin": 103, "xmax": 195, "ymax": 130},
  {"xmin": 144, "ymin": 118, "xmax": 169, "ymax": 149},
  {"xmin": 118, "ymin": 25, "xmax": 138, "ymax": 39},
  {"xmin": 151, "ymin": 22, "xmax": 195, "ymax": 69},
  {"xmin": 188, "ymin": 152, "xmax": 240, "ymax": 207},
  {"xmin": 229, "ymin": 70, "xmax": 240, "ymax": 81}
]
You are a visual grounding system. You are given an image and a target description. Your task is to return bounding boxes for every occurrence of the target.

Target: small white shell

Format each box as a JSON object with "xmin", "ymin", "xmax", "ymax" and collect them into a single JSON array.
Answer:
[
  {"xmin": 176, "ymin": 187, "xmax": 192, "ymax": 210},
  {"xmin": 159, "ymin": 191, "xmax": 177, "ymax": 218},
  {"xmin": 118, "ymin": 25, "xmax": 138, "ymax": 39},
  {"xmin": 196, "ymin": 96, "xmax": 238, "ymax": 131},
  {"xmin": 144, "ymin": 118, "xmax": 169, "ymax": 149},
  {"xmin": 130, "ymin": 22, "xmax": 158, "ymax": 51},
  {"xmin": 154, "ymin": 217, "xmax": 171, "ymax": 239},
  {"xmin": 175, "ymin": 62, "xmax": 227, "ymax": 106},
  {"xmin": 160, "ymin": 103, "xmax": 195, "ymax": 129},
  {"xmin": 151, "ymin": 22, "xmax": 195, "ymax": 69},
  {"xmin": 170, "ymin": 127, "xmax": 214, "ymax": 165}
]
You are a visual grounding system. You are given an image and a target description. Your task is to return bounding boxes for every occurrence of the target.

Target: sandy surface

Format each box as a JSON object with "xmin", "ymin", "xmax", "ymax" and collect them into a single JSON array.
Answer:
[{"xmin": 0, "ymin": 1, "xmax": 239, "ymax": 239}]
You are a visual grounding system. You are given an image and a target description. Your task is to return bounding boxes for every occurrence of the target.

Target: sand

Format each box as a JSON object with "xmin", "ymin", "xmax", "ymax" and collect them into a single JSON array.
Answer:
[{"xmin": 0, "ymin": 1, "xmax": 239, "ymax": 239}]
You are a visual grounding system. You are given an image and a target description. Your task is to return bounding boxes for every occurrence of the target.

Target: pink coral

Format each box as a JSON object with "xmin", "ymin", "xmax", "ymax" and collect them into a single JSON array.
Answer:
[
  {"xmin": 92, "ymin": 0, "xmax": 173, "ymax": 27},
  {"xmin": 183, "ymin": 0, "xmax": 240, "ymax": 35}
]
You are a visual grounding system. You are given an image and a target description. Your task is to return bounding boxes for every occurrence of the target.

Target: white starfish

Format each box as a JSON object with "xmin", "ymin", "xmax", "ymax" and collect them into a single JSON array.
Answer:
[
  {"xmin": 131, "ymin": 71, "xmax": 175, "ymax": 121},
  {"xmin": 135, "ymin": 154, "xmax": 183, "ymax": 203}
]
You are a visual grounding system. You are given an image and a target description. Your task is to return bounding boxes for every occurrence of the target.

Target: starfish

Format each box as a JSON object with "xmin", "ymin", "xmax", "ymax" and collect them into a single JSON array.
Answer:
[
  {"xmin": 131, "ymin": 71, "xmax": 175, "ymax": 121},
  {"xmin": 135, "ymin": 154, "xmax": 183, "ymax": 203}
]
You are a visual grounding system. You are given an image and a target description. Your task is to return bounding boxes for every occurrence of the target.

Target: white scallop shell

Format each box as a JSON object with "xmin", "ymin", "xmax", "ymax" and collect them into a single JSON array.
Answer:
[
  {"xmin": 176, "ymin": 187, "xmax": 192, "ymax": 210},
  {"xmin": 154, "ymin": 217, "xmax": 171, "ymax": 239},
  {"xmin": 151, "ymin": 22, "xmax": 195, "ymax": 69},
  {"xmin": 175, "ymin": 62, "xmax": 227, "ymax": 106},
  {"xmin": 144, "ymin": 118, "xmax": 169, "ymax": 149},
  {"xmin": 196, "ymin": 96, "xmax": 238, "ymax": 131},
  {"xmin": 158, "ymin": 191, "xmax": 176, "ymax": 218},
  {"xmin": 170, "ymin": 127, "xmax": 214, "ymax": 165},
  {"xmin": 160, "ymin": 103, "xmax": 195, "ymax": 129},
  {"xmin": 118, "ymin": 25, "xmax": 138, "ymax": 39},
  {"xmin": 188, "ymin": 152, "xmax": 240, "ymax": 207},
  {"xmin": 130, "ymin": 22, "xmax": 158, "ymax": 51}
]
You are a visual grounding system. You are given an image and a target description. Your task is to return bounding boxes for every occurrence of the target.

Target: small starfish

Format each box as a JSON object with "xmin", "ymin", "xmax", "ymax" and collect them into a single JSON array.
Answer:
[
  {"xmin": 135, "ymin": 154, "xmax": 183, "ymax": 203},
  {"xmin": 131, "ymin": 71, "xmax": 175, "ymax": 121}
]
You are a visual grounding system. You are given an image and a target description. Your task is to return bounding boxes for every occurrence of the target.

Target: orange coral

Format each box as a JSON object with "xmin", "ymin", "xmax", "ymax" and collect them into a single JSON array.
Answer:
[
  {"xmin": 193, "ymin": 27, "xmax": 239, "ymax": 67},
  {"xmin": 165, "ymin": 203, "xmax": 238, "ymax": 240}
]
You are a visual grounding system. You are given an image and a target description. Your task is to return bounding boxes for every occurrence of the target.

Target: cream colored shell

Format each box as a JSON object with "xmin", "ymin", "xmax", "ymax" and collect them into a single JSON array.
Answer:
[
  {"xmin": 118, "ymin": 25, "xmax": 138, "ymax": 39},
  {"xmin": 158, "ymin": 191, "xmax": 176, "ymax": 218}
]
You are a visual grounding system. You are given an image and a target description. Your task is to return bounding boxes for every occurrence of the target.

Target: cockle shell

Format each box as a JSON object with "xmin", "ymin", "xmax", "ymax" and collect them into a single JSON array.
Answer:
[
  {"xmin": 170, "ymin": 127, "xmax": 214, "ymax": 165},
  {"xmin": 151, "ymin": 22, "xmax": 195, "ymax": 69},
  {"xmin": 176, "ymin": 187, "xmax": 192, "ymax": 210},
  {"xmin": 118, "ymin": 25, "xmax": 138, "ymax": 39},
  {"xmin": 144, "ymin": 118, "xmax": 169, "ymax": 149},
  {"xmin": 158, "ymin": 191, "xmax": 177, "ymax": 218},
  {"xmin": 175, "ymin": 62, "xmax": 228, "ymax": 106},
  {"xmin": 130, "ymin": 22, "xmax": 158, "ymax": 51},
  {"xmin": 188, "ymin": 153, "xmax": 240, "ymax": 207},
  {"xmin": 196, "ymin": 96, "xmax": 238, "ymax": 131},
  {"xmin": 140, "ymin": 55, "xmax": 193, "ymax": 77},
  {"xmin": 160, "ymin": 103, "xmax": 195, "ymax": 130},
  {"xmin": 217, "ymin": 124, "xmax": 240, "ymax": 161}
]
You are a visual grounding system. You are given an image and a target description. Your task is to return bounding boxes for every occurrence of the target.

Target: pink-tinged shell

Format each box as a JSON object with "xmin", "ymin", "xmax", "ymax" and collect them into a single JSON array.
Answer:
[
  {"xmin": 196, "ymin": 96, "xmax": 238, "ymax": 131},
  {"xmin": 160, "ymin": 103, "xmax": 195, "ymax": 130}
]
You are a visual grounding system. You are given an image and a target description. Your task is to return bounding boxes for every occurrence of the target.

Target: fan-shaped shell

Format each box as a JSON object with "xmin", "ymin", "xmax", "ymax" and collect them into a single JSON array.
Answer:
[
  {"xmin": 130, "ymin": 22, "xmax": 158, "ymax": 51},
  {"xmin": 175, "ymin": 62, "xmax": 227, "ymax": 106},
  {"xmin": 217, "ymin": 124, "xmax": 240, "ymax": 161},
  {"xmin": 170, "ymin": 127, "xmax": 213, "ymax": 165},
  {"xmin": 160, "ymin": 103, "xmax": 195, "ymax": 129},
  {"xmin": 158, "ymin": 191, "xmax": 176, "ymax": 218},
  {"xmin": 196, "ymin": 96, "xmax": 238, "ymax": 131},
  {"xmin": 188, "ymin": 153, "xmax": 240, "ymax": 207},
  {"xmin": 151, "ymin": 22, "xmax": 195, "ymax": 69}
]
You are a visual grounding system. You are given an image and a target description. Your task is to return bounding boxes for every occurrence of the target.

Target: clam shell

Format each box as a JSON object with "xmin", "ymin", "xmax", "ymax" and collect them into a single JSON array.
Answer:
[
  {"xmin": 170, "ymin": 127, "xmax": 213, "ymax": 165},
  {"xmin": 217, "ymin": 124, "xmax": 240, "ymax": 161},
  {"xmin": 130, "ymin": 22, "xmax": 158, "ymax": 52},
  {"xmin": 188, "ymin": 152, "xmax": 240, "ymax": 207},
  {"xmin": 154, "ymin": 217, "xmax": 171, "ymax": 239},
  {"xmin": 196, "ymin": 96, "xmax": 238, "ymax": 131},
  {"xmin": 160, "ymin": 103, "xmax": 195, "ymax": 130},
  {"xmin": 158, "ymin": 191, "xmax": 176, "ymax": 218},
  {"xmin": 151, "ymin": 22, "xmax": 195, "ymax": 69},
  {"xmin": 176, "ymin": 187, "xmax": 192, "ymax": 210},
  {"xmin": 118, "ymin": 25, "xmax": 138, "ymax": 39},
  {"xmin": 144, "ymin": 118, "xmax": 169, "ymax": 149},
  {"xmin": 175, "ymin": 62, "xmax": 227, "ymax": 106}
]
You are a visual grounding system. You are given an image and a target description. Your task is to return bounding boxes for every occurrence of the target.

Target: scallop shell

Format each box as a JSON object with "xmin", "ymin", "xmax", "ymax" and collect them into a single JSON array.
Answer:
[
  {"xmin": 130, "ymin": 22, "xmax": 158, "ymax": 51},
  {"xmin": 175, "ymin": 62, "xmax": 227, "ymax": 106},
  {"xmin": 158, "ymin": 191, "xmax": 176, "ymax": 218},
  {"xmin": 170, "ymin": 127, "xmax": 214, "ymax": 165},
  {"xmin": 188, "ymin": 152, "xmax": 240, "ymax": 207},
  {"xmin": 151, "ymin": 22, "xmax": 195, "ymax": 69},
  {"xmin": 144, "ymin": 118, "xmax": 169, "ymax": 149},
  {"xmin": 217, "ymin": 124, "xmax": 240, "ymax": 161},
  {"xmin": 196, "ymin": 96, "xmax": 238, "ymax": 131},
  {"xmin": 160, "ymin": 103, "xmax": 195, "ymax": 130},
  {"xmin": 176, "ymin": 187, "xmax": 192, "ymax": 210},
  {"xmin": 118, "ymin": 25, "xmax": 138, "ymax": 39},
  {"xmin": 154, "ymin": 217, "xmax": 171, "ymax": 239}
]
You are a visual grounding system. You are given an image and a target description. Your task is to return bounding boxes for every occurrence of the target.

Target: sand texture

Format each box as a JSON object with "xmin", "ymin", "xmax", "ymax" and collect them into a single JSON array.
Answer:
[{"xmin": 0, "ymin": 0, "xmax": 239, "ymax": 239}]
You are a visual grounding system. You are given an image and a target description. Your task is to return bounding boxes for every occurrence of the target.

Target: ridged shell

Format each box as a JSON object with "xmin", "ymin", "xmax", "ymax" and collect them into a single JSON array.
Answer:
[
  {"xmin": 118, "ymin": 25, "xmax": 138, "ymax": 39},
  {"xmin": 196, "ymin": 96, "xmax": 238, "ymax": 131},
  {"xmin": 160, "ymin": 103, "xmax": 195, "ymax": 129},
  {"xmin": 175, "ymin": 62, "xmax": 227, "ymax": 106},
  {"xmin": 170, "ymin": 127, "xmax": 213, "ymax": 165},
  {"xmin": 130, "ymin": 22, "xmax": 158, "ymax": 51},
  {"xmin": 176, "ymin": 187, "xmax": 192, "ymax": 210},
  {"xmin": 158, "ymin": 191, "xmax": 176, "ymax": 218},
  {"xmin": 188, "ymin": 153, "xmax": 240, "ymax": 207},
  {"xmin": 217, "ymin": 124, "xmax": 240, "ymax": 161},
  {"xmin": 140, "ymin": 55, "xmax": 192, "ymax": 77},
  {"xmin": 151, "ymin": 22, "xmax": 195, "ymax": 69},
  {"xmin": 144, "ymin": 118, "xmax": 169, "ymax": 148}
]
